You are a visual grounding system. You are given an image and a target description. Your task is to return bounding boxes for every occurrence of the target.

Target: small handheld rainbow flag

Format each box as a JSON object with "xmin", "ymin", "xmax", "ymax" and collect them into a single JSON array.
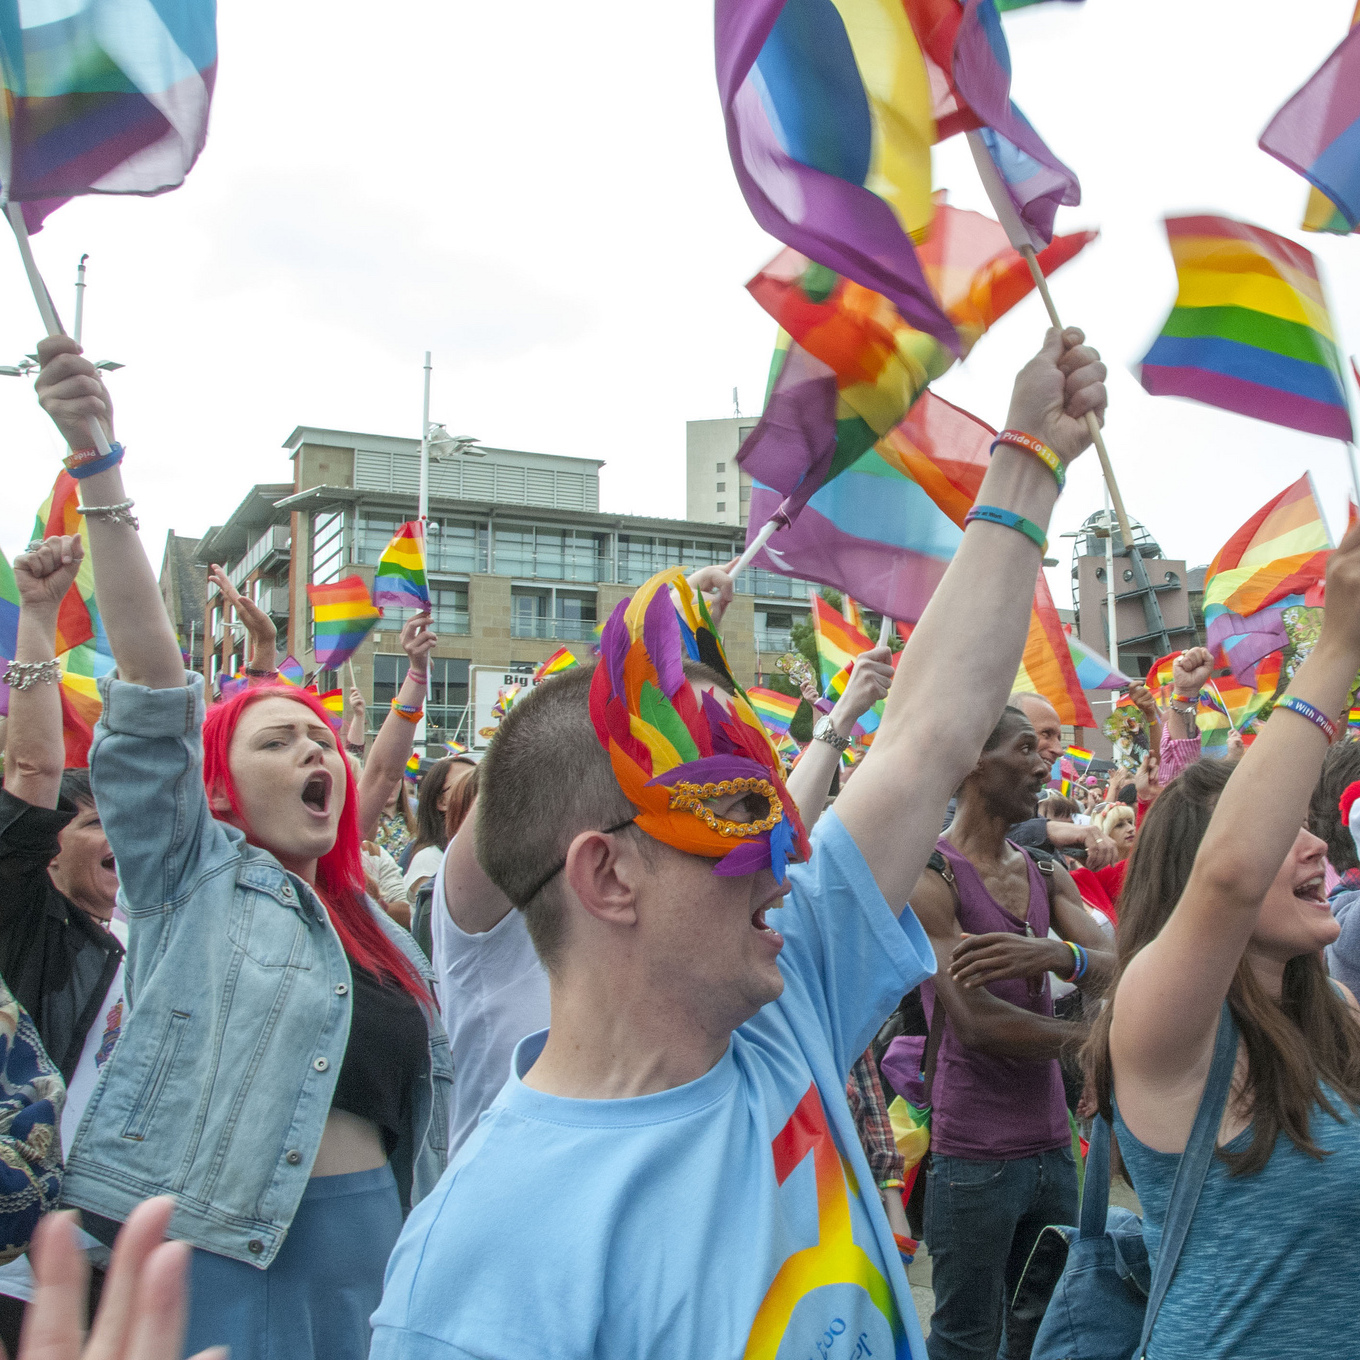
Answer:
[
  {"xmin": 445, "ymin": 740, "xmax": 467, "ymax": 755},
  {"xmin": 314, "ymin": 688, "xmax": 345, "ymax": 732},
  {"xmin": 308, "ymin": 577, "xmax": 382, "ymax": 668},
  {"xmin": 279, "ymin": 656, "xmax": 305, "ymax": 687},
  {"xmin": 405, "ymin": 752, "xmax": 422, "ymax": 779},
  {"xmin": 747, "ymin": 687, "xmax": 801, "ymax": 738},
  {"xmin": 1145, "ymin": 652, "xmax": 1182, "ymax": 707},
  {"xmin": 811, "ymin": 595, "xmax": 874, "ymax": 693},
  {"xmin": 372, "ymin": 521, "xmax": 430, "ymax": 610},
  {"xmin": 1349, "ymin": 705, "xmax": 1360, "ymax": 736},
  {"xmin": 1064, "ymin": 633, "xmax": 1130, "ymax": 690},
  {"xmin": 1065, "ymin": 744, "xmax": 1094, "ymax": 768},
  {"xmin": 533, "ymin": 646, "xmax": 579, "ymax": 682}
]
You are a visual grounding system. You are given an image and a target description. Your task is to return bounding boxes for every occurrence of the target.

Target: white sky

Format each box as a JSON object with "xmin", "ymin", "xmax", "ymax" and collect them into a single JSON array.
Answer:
[{"xmin": 0, "ymin": 0, "xmax": 1357, "ymax": 611}]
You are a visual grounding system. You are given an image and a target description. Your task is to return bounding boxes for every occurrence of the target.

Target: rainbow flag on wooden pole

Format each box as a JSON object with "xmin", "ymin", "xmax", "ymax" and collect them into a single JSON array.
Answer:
[
  {"xmin": 372, "ymin": 521, "xmax": 430, "ymax": 610},
  {"xmin": 307, "ymin": 578, "xmax": 382, "ymax": 668}
]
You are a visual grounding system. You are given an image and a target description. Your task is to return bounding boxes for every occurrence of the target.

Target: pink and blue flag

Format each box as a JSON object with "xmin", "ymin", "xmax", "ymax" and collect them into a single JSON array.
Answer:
[
  {"xmin": 0, "ymin": 0, "xmax": 218, "ymax": 232},
  {"xmin": 952, "ymin": 0, "xmax": 1079, "ymax": 246},
  {"xmin": 1064, "ymin": 632, "xmax": 1129, "ymax": 690},
  {"xmin": 716, "ymin": 0, "xmax": 957, "ymax": 350},
  {"xmin": 1260, "ymin": 25, "xmax": 1360, "ymax": 233}
]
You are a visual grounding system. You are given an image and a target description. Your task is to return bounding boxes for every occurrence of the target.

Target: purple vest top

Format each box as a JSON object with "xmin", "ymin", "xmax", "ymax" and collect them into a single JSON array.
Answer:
[{"xmin": 920, "ymin": 837, "xmax": 1070, "ymax": 1160}]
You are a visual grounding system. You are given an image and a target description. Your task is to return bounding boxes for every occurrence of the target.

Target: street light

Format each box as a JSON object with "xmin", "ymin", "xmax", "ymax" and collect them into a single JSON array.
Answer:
[{"xmin": 427, "ymin": 424, "xmax": 483, "ymax": 460}]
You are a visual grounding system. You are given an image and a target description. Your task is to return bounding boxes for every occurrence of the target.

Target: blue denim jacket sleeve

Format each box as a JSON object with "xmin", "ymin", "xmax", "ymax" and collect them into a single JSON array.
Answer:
[{"xmin": 89, "ymin": 674, "xmax": 236, "ymax": 960}]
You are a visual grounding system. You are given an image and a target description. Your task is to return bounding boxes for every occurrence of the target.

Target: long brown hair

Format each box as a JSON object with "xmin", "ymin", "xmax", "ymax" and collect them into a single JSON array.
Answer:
[{"xmin": 1084, "ymin": 758, "xmax": 1360, "ymax": 1175}]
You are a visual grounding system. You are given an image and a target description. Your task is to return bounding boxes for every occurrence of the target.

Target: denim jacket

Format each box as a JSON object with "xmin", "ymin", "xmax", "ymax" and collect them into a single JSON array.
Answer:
[{"xmin": 60, "ymin": 675, "xmax": 452, "ymax": 1268}]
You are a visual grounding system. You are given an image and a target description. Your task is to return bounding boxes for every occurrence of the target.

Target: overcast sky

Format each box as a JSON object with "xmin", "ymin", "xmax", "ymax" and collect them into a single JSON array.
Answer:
[{"xmin": 0, "ymin": 0, "xmax": 1357, "ymax": 611}]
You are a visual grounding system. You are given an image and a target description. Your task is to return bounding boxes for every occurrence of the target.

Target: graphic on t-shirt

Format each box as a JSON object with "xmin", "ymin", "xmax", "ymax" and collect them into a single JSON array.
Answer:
[
  {"xmin": 95, "ymin": 999, "xmax": 122, "ymax": 1069},
  {"xmin": 745, "ymin": 1084, "xmax": 908, "ymax": 1360}
]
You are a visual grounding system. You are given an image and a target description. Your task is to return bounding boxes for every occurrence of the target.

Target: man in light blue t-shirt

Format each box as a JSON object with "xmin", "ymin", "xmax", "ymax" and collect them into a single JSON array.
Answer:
[{"xmin": 371, "ymin": 330, "xmax": 1108, "ymax": 1360}]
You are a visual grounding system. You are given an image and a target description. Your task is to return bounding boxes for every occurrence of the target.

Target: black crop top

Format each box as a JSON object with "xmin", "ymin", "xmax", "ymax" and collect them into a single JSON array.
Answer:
[{"xmin": 331, "ymin": 961, "xmax": 428, "ymax": 1154}]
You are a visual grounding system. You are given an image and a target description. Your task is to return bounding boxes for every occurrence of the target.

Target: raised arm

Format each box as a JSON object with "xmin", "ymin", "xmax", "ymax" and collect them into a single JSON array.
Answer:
[
  {"xmin": 785, "ymin": 646, "xmax": 893, "ymax": 831},
  {"xmin": 835, "ymin": 329, "xmax": 1106, "ymax": 910},
  {"xmin": 1112, "ymin": 527, "xmax": 1360, "ymax": 1092},
  {"xmin": 207, "ymin": 564, "xmax": 277, "ymax": 679},
  {"xmin": 34, "ymin": 338, "xmax": 184, "ymax": 691},
  {"xmin": 3, "ymin": 537, "xmax": 84, "ymax": 809},
  {"xmin": 357, "ymin": 613, "xmax": 437, "ymax": 840},
  {"xmin": 911, "ymin": 870, "xmax": 1078, "ymax": 1060}
]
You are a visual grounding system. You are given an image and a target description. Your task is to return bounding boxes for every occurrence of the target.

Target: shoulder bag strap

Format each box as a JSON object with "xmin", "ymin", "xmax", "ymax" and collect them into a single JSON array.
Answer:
[
  {"xmin": 1136, "ymin": 1002, "xmax": 1238, "ymax": 1357},
  {"xmin": 1079, "ymin": 1114, "xmax": 1113, "ymax": 1240}
]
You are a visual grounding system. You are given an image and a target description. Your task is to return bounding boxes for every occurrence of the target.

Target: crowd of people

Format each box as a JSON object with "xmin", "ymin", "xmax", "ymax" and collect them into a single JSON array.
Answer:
[{"xmin": 0, "ymin": 325, "xmax": 1356, "ymax": 1360}]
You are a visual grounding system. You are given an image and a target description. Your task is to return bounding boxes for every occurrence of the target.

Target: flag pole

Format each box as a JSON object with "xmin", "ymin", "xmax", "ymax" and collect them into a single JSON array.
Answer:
[
  {"xmin": 1346, "ymin": 441, "xmax": 1360, "ymax": 507},
  {"xmin": 727, "ymin": 516, "xmax": 780, "ymax": 581},
  {"xmin": 878, "ymin": 613, "xmax": 894, "ymax": 645},
  {"xmin": 419, "ymin": 351, "xmax": 432, "ymax": 523},
  {"xmin": 74, "ymin": 254, "xmax": 88, "ymax": 345},
  {"xmin": 1205, "ymin": 677, "xmax": 1237, "ymax": 733},
  {"xmin": 347, "ymin": 659, "xmax": 359, "ymax": 691},
  {"xmin": 6, "ymin": 205, "xmax": 112, "ymax": 457}
]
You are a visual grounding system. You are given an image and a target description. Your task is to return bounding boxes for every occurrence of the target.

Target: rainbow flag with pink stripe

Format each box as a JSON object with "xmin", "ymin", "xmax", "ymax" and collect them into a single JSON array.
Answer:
[
  {"xmin": 746, "ymin": 687, "xmax": 801, "ymax": 737},
  {"xmin": 308, "ymin": 578, "xmax": 381, "ymax": 668},
  {"xmin": 0, "ymin": 0, "xmax": 218, "ymax": 232},
  {"xmin": 372, "ymin": 521, "xmax": 429, "ymax": 610}
]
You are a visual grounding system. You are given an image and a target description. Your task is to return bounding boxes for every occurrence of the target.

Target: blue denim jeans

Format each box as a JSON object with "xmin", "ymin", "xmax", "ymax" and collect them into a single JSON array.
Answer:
[{"xmin": 924, "ymin": 1146, "xmax": 1078, "ymax": 1360}]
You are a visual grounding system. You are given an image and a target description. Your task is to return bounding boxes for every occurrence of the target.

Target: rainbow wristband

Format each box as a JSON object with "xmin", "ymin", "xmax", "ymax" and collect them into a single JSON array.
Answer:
[
  {"xmin": 1276, "ymin": 696, "xmax": 1337, "ymax": 743},
  {"xmin": 964, "ymin": 504, "xmax": 1047, "ymax": 555},
  {"xmin": 1064, "ymin": 940, "xmax": 1088, "ymax": 982},
  {"xmin": 992, "ymin": 430, "xmax": 1065, "ymax": 492},
  {"xmin": 64, "ymin": 441, "xmax": 124, "ymax": 480}
]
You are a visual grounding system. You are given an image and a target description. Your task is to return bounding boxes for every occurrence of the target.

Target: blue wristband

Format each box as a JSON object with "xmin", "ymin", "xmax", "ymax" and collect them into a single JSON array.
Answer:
[
  {"xmin": 1276, "ymin": 695, "xmax": 1337, "ymax": 743},
  {"xmin": 65, "ymin": 442, "xmax": 124, "ymax": 480},
  {"xmin": 963, "ymin": 504, "xmax": 1047, "ymax": 555}
]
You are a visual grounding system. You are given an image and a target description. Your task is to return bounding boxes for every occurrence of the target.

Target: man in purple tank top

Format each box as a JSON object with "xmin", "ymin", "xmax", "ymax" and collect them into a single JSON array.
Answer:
[{"xmin": 909, "ymin": 706, "xmax": 1114, "ymax": 1360}]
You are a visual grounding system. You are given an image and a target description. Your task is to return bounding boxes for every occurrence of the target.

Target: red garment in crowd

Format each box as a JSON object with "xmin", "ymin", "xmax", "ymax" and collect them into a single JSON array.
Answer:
[{"xmin": 1069, "ymin": 858, "xmax": 1129, "ymax": 926}]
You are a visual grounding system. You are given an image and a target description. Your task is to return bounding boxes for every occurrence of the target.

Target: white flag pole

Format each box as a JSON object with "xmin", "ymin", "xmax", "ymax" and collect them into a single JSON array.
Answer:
[
  {"xmin": 727, "ymin": 516, "xmax": 779, "ymax": 580},
  {"xmin": 419, "ymin": 351, "xmax": 432, "ymax": 523},
  {"xmin": 878, "ymin": 613, "xmax": 894, "ymax": 645},
  {"xmin": 7, "ymin": 205, "xmax": 112, "ymax": 456}
]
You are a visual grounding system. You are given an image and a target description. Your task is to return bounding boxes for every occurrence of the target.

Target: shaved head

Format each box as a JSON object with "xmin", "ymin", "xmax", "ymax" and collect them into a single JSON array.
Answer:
[{"xmin": 1009, "ymin": 691, "xmax": 1063, "ymax": 767}]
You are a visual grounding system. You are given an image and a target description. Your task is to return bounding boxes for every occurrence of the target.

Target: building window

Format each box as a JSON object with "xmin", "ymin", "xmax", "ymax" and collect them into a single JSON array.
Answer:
[
  {"xmin": 510, "ymin": 587, "xmax": 597, "ymax": 640},
  {"xmin": 428, "ymin": 520, "xmax": 487, "ymax": 574},
  {"xmin": 716, "ymin": 502, "xmax": 726, "ymax": 513},
  {"xmin": 755, "ymin": 608, "xmax": 802, "ymax": 654},
  {"xmin": 738, "ymin": 425, "xmax": 756, "ymax": 444},
  {"xmin": 492, "ymin": 523, "xmax": 606, "ymax": 582},
  {"xmin": 311, "ymin": 511, "xmax": 345, "ymax": 586},
  {"xmin": 716, "ymin": 462, "xmax": 726, "ymax": 472},
  {"xmin": 716, "ymin": 482, "xmax": 726, "ymax": 492},
  {"xmin": 428, "ymin": 584, "xmax": 470, "ymax": 635},
  {"xmin": 617, "ymin": 535, "xmax": 741, "ymax": 586},
  {"xmin": 373, "ymin": 655, "xmax": 471, "ymax": 745}
]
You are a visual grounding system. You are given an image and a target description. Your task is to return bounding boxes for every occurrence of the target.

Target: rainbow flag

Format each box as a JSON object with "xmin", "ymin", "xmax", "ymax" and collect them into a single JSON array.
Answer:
[
  {"xmin": 1014, "ymin": 573, "xmax": 1097, "ymax": 729},
  {"xmin": 1203, "ymin": 474, "xmax": 1332, "ymax": 685},
  {"xmin": 0, "ymin": 0, "xmax": 217, "ymax": 233},
  {"xmin": 1136, "ymin": 216, "xmax": 1352, "ymax": 441},
  {"xmin": 1296, "ymin": 2, "xmax": 1360, "ymax": 235},
  {"xmin": 1145, "ymin": 651, "xmax": 1181, "ymax": 707},
  {"xmin": 0, "ymin": 547, "xmax": 19, "ymax": 717},
  {"xmin": 315, "ymin": 688, "xmax": 344, "ymax": 730},
  {"xmin": 1349, "ymin": 705, "xmax": 1360, "ymax": 735},
  {"xmin": 307, "ymin": 577, "xmax": 381, "ymax": 668},
  {"xmin": 33, "ymin": 471, "xmax": 96, "ymax": 657},
  {"xmin": 740, "ymin": 208, "xmax": 1095, "ymax": 517},
  {"xmin": 1198, "ymin": 658, "xmax": 1281, "ymax": 750},
  {"xmin": 445, "ymin": 740, "xmax": 467, "ymax": 756},
  {"xmin": 405, "ymin": 751, "xmax": 421, "ymax": 779},
  {"xmin": 372, "ymin": 521, "xmax": 430, "ymax": 610},
  {"xmin": 279, "ymin": 655, "xmax": 304, "ymax": 687},
  {"xmin": 747, "ymin": 686, "xmax": 801, "ymax": 737},
  {"xmin": 952, "ymin": 1, "xmax": 1081, "ymax": 246},
  {"xmin": 842, "ymin": 597, "xmax": 865, "ymax": 634},
  {"xmin": 533, "ymin": 646, "xmax": 579, "ymax": 682},
  {"xmin": 57, "ymin": 639, "xmax": 112, "ymax": 767},
  {"xmin": 810, "ymin": 594, "xmax": 874, "ymax": 691},
  {"xmin": 716, "ymin": 0, "xmax": 956, "ymax": 350},
  {"xmin": 1065, "ymin": 744, "xmax": 1093, "ymax": 764},
  {"xmin": 1261, "ymin": 23, "xmax": 1360, "ymax": 235},
  {"xmin": 1064, "ymin": 633, "xmax": 1129, "ymax": 690}
]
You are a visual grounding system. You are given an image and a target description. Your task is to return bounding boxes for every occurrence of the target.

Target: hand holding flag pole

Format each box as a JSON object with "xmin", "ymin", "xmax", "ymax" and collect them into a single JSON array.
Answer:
[
  {"xmin": 878, "ymin": 613, "xmax": 894, "ymax": 646},
  {"xmin": 7, "ymin": 205, "xmax": 112, "ymax": 458}
]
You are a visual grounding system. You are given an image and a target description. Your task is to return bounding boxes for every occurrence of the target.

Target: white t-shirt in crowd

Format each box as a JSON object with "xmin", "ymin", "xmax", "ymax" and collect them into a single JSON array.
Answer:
[
  {"xmin": 402, "ymin": 844, "xmax": 444, "ymax": 898},
  {"xmin": 0, "ymin": 918, "xmax": 128, "ymax": 1301},
  {"xmin": 429, "ymin": 837, "xmax": 550, "ymax": 1155}
]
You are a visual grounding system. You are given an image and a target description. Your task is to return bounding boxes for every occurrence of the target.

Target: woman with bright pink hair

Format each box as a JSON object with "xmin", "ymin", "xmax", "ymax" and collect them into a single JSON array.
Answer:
[{"xmin": 30, "ymin": 338, "xmax": 451, "ymax": 1360}]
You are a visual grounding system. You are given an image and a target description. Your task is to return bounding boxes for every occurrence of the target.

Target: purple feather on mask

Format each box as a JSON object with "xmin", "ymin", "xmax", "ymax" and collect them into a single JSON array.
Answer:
[
  {"xmin": 711, "ymin": 839, "xmax": 772, "ymax": 877},
  {"xmin": 600, "ymin": 601, "xmax": 631, "ymax": 697},
  {"xmin": 701, "ymin": 690, "xmax": 738, "ymax": 752},
  {"xmin": 643, "ymin": 583, "xmax": 685, "ymax": 697},
  {"xmin": 646, "ymin": 756, "xmax": 767, "ymax": 789}
]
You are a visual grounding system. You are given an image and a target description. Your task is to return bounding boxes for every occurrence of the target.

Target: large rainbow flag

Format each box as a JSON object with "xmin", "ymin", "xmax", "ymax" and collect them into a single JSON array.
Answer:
[
  {"xmin": 716, "ymin": 0, "xmax": 955, "ymax": 349},
  {"xmin": 0, "ymin": 0, "xmax": 217, "ymax": 232},
  {"xmin": 1260, "ymin": 20, "xmax": 1360, "ymax": 235},
  {"xmin": 307, "ymin": 578, "xmax": 381, "ymax": 668},
  {"xmin": 1203, "ymin": 474, "xmax": 1331, "ymax": 685},
  {"xmin": 57, "ymin": 640, "xmax": 110, "ymax": 767},
  {"xmin": 33, "ymin": 471, "xmax": 96, "ymax": 657},
  {"xmin": 1015, "ymin": 573, "xmax": 1096, "ymax": 729},
  {"xmin": 372, "ymin": 521, "xmax": 430, "ymax": 610},
  {"xmin": 1136, "ymin": 216, "xmax": 1352, "ymax": 441},
  {"xmin": 740, "ymin": 205, "xmax": 1094, "ymax": 520}
]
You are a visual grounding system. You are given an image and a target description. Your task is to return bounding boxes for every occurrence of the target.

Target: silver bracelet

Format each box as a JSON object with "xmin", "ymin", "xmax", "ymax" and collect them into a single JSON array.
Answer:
[
  {"xmin": 3, "ymin": 659, "xmax": 62, "ymax": 690},
  {"xmin": 77, "ymin": 499, "xmax": 139, "ymax": 530}
]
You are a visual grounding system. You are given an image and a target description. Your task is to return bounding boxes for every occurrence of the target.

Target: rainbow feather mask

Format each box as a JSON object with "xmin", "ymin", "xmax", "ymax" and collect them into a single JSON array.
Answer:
[{"xmin": 589, "ymin": 569, "xmax": 810, "ymax": 882}]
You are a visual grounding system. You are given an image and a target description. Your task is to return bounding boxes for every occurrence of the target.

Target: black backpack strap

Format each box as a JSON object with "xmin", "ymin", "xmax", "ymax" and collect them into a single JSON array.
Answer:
[
  {"xmin": 1021, "ymin": 844, "xmax": 1060, "ymax": 915},
  {"xmin": 1137, "ymin": 1003, "xmax": 1239, "ymax": 1356}
]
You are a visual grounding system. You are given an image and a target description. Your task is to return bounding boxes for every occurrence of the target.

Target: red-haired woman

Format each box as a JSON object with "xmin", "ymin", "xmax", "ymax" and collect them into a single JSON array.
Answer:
[{"xmin": 32, "ymin": 338, "xmax": 451, "ymax": 1360}]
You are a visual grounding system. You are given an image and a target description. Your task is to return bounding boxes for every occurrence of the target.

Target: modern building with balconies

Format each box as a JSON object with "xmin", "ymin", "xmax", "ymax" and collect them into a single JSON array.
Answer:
[{"xmin": 177, "ymin": 426, "xmax": 819, "ymax": 752}]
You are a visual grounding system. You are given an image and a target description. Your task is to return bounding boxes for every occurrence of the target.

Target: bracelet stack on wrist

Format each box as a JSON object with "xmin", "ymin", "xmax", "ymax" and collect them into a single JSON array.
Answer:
[
  {"xmin": 1063, "ymin": 940, "xmax": 1089, "ymax": 982},
  {"xmin": 390, "ymin": 699, "xmax": 423, "ymax": 724},
  {"xmin": 405, "ymin": 668, "xmax": 429, "ymax": 687},
  {"xmin": 991, "ymin": 430, "xmax": 1065, "ymax": 492}
]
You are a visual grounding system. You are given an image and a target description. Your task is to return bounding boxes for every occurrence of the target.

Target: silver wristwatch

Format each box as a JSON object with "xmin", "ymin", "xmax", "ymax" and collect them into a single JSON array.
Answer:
[{"xmin": 812, "ymin": 714, "xmax": 852, "ymax": 752}]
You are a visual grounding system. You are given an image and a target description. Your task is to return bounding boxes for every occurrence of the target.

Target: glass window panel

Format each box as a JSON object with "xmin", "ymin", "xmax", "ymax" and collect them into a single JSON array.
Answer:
[
  {"xmin": 534, "ymin": 527, "xmax": 564, "ymax": 580},
  {"xmin": 428, "ymin": 520, "xmax": 484, "ymax": 574},
  {"xmin": 354, "ymin": 514, "xmax": 399, "ymax": 566},
  {"xmin": 493, "ymin": 525, "xmax": 534, "ymax": 577},
  {"xmin": 311, "ymin": 511, "xmax": 345, "ymax": 585}
]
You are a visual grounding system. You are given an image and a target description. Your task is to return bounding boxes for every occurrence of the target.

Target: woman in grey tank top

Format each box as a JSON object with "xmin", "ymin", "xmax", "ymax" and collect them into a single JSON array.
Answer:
[{"xmin": 1083, "ymin": 532, "xmax": 1360, "ymax": 1360}]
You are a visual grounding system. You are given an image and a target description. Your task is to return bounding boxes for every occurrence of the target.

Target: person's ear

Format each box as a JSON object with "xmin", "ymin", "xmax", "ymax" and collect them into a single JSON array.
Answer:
[
  {"xmin": 563, "ymin": 829, "xmax": 642, "ymax": 929},
  {"xmin": 208, "ymin": 789, "xmax": 233, "ymax": 816}
]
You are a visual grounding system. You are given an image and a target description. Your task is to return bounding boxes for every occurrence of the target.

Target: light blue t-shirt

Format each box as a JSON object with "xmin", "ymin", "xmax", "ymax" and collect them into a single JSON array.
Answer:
[{"xmin": 371, "ymin": 810, "xmax": 935, "ymax": 1360}]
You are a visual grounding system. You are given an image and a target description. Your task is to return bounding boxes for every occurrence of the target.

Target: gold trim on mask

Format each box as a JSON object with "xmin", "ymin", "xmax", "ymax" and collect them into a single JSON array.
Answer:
[{"xmin": 666, "ymin": 778, "xmax": 784, "ymax": 838}]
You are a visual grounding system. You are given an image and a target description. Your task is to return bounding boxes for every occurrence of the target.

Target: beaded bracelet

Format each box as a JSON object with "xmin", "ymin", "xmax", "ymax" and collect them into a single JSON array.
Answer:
[
  {"xmin": 1276, "ymin": 695, "xmax": 1338, "ymax": 743},
  {"xmin": 964, "ymin": 504, "xmax": 1047, "ymax": 555},
  {"xmin": 991, "ymin": 430, "xmax": 1065, "ymax": 492},
  {"xmin": 65, "ymin": 442, "xmax": 125, "ymax": 480}
]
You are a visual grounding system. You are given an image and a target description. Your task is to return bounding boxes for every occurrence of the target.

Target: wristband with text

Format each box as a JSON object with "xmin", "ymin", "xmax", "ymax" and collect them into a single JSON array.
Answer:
[
  {"xmin": 991, "ymin": 430, "xmax": 1065, "ymax": 492},
  {"xmin": 963, "ymin": 504, "xmax": 1047, "ymax": 555},
  {"xmin": 65, "ymin": 441, "xmax": 124, "ymax": 480}
]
